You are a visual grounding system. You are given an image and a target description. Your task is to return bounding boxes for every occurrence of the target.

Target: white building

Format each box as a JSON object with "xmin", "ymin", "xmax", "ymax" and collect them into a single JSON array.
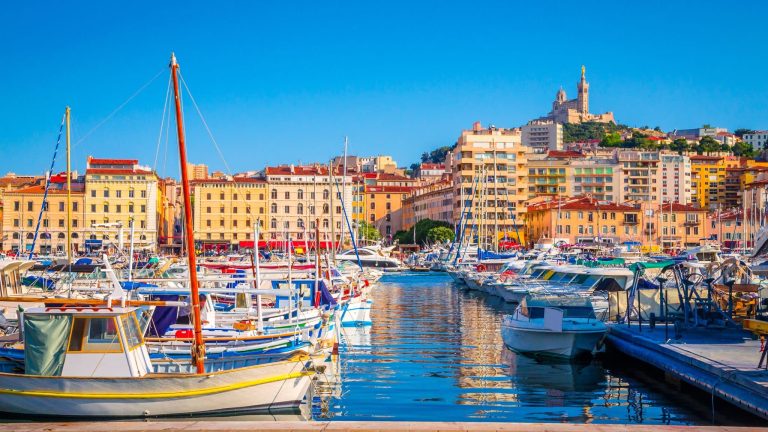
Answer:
[
  {"xmin": 744, "ymin": 131, "xmax": 768, "ymax": 150},
  {"xmin": 522, "ymin": 121, "xmax": 563, "ymax": 153},
  {"xmin": 660, "ymin": 154, "xmax": 692, "ymax": 204}
]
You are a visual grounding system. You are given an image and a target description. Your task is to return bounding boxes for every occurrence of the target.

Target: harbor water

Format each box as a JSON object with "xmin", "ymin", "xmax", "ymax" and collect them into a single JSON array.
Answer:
[{"xmin": 313, "ymin": 272, "xmax": 759, "ymax": 425}]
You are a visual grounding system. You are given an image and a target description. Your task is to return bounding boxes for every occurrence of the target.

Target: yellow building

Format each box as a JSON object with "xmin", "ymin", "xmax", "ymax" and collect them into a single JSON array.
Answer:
[
  {"xmin": 451, "ymin": 122, "xmax": 529, "ymax": 246},
  {"xmin": 265, "ymin": 165, "xmax": 354, "ymax": 244},
  {"xmin": 192, "ymin": 177, "xmax": 268, "ymax": 252},
  {"xmin": 656, "ymin": 203, "xmax": 708, "ymax": 250},
  {"xmin": 3, "ymin": 176, "xmax": 85, "ymax": 255},
  {"xmin": 365, "ymin": 185, "xmax": 412, "ymax": 240},
  {"xmin": 689, "ymin": 155, "xmax": 741, "ymax": 210},
  {"xmin": 525, "ymin": 196, "xmax": 640, "ymax": 247},
  {"xmin": 0, "ymin": 174, "xmax": 43, "ymax": 249},
  {"xmin": 83, "ymin": 157, "xmax": 159, "ymax": 251}
]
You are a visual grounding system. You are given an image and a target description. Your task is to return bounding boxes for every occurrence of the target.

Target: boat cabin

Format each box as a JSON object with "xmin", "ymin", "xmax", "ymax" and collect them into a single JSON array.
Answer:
[
  {"xmin": 514, "ymin": 295, "xmax": 598, "ymax": 329},
  {"xmin": 22, "ymin": 307, "xmax": 152, "ymax": 378}
]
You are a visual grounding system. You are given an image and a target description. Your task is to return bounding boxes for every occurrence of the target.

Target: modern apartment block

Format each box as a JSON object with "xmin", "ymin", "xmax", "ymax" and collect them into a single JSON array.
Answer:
[
  {"xmin": 451, "ymin": 122, "xmax": 529, "ymax": 245},
  {"xmin": 521, "ymin": 121, "xmax": 563, "ymax": 153}
]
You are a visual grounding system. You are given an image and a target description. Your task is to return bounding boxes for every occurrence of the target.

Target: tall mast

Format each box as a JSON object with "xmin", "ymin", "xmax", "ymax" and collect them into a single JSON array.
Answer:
[
  {"xmin": 492, "ymin": 143, "xmax": 499, "ymax": 252},
  {"xmin": 339, "ymin": 137, "xmax": 348, "ymax": 252},
  {"xmin": 65, "ymin": 107, "xmax": 72, "ymax": 262},
  {"xmin": 329, "ymin": 162, "xmax": 336, "ymax": 262},
  {"xmin": 169, "ymin": 53, "xmax": 205, "ymax": 374}
]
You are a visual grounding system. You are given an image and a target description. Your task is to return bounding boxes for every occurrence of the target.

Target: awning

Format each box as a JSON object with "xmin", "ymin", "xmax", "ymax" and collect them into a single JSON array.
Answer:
[{"xmin": 238, "ymin": 240, "xmax": 339, "ymax": 249}]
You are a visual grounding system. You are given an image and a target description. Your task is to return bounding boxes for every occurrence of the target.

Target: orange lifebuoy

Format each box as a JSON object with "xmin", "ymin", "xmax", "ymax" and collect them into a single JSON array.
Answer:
[{"xmin": 476, "ymin": 264, "xmax": 487, "ymax": 272}]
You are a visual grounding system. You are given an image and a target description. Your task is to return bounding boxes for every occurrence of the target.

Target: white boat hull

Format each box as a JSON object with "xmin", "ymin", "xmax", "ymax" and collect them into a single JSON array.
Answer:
[
  {"xmin": 501, "ymin": 326, "xmax": 605, "ymax": 359},
  {"xmin": 0, "ymin": 359, "xmax": 312, "ymax": 418},
  {"xmin": 340, "ymin": 297, "xmax": 372, "ymax": 327}
]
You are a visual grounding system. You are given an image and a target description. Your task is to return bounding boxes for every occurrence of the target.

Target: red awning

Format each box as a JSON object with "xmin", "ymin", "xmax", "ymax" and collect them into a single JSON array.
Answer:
[{"xmin": 238, "ymin": 240, "xmax": 339, "ymax": 249}]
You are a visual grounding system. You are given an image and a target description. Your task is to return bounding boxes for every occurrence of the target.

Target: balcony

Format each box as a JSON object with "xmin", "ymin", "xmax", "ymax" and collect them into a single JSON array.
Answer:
[
  {"xmin": 644, "ymin": 228, "xmax": 656, "ymax": 235},
  {"xmin": 623, "ymin": 218, "xmax": 639, "ymax": 225},
  {"xmin": 683, "ymin": 219, "xmax": 699, "ymax": 226}
]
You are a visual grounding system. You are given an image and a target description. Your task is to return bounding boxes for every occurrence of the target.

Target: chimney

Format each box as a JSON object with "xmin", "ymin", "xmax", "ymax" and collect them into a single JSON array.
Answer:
[{"xmin": 473, "ymin": 121, "xmax": 482, "ymax": 132}]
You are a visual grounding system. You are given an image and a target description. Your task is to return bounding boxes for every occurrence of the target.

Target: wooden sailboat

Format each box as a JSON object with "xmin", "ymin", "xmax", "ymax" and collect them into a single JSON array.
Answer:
[{"xmin": 0, "ymin": 54, "xmax": 312, "ymax": 418}]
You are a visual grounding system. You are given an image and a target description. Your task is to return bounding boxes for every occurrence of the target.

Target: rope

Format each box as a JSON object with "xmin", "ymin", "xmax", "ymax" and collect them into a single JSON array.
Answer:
[
  {"xmin": 73, "ymin": 68, "xmax": 165, "ymax": 148},
  {"xmin": 177, "ymin": 71, "xmax": 232, "ymax": 176},
  {"xmin": 29, "ymin": 114, "xmax": 65, "ymax": 259},
  {"xmin": 153, "ymin": 74, "xmax": 172, "ymax": 171}
]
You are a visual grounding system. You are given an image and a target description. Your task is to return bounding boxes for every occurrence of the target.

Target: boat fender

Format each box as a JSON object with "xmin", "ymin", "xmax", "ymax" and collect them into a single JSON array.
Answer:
[{"xmin": 476, "ymin": 264, "xmax": 487, "ymax": 272}]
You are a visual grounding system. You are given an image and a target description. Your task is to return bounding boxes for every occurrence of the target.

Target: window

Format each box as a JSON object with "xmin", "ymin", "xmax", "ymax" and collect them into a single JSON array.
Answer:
[
  {"xmin": 207, "ymin": 193, "xmax": 211, "ymax": 200},
  {"xmin": 323, "ymin": 190, "xmax": 329, "ymax": 200},
  {"xmin": 323, "ymin": 204, "xmax": 329, "ymax": 214},
  {"xmin": 104, "ymin": 190, "xmax": 110, "ymax": 198},
  {"xmin": 116, "ymin": 205, "xmax": 121, "ymax": 213},
  {"xmin": 140, "ymin": 205, "xmax": 146, "ymax": 213},
  {"xmin": 27, "ymin": 202, "xmax": 33, "ymax": 211},
  {"xmin": 271, "ymin": 219, "xmax": 277, "ymax": 229},
  {"xmin": 72, "ymin": 219, "xmax": 78, "ymax": 228},
  {"xmin": 284, "ymin": 205, "xmax": 290, "ymax": 214},
  {"xmin": 220, "ymin": 219, "xmax": 225, "ymax": 227},
  {"xmin": 140, "ymin": 220, "xmax": 146, "ymax": 229},
  {"xmin": 220, "ymin": 193, "xmax": 224, "ymax": 200},
  {"xmin": 129, "ymin": 190, "xmax": 135, "ymax": 198},
  {"xmin": 58, "ymin": 202, "xmax": 65, "ymax": 212},
  {"xmin": 58, "ymin": 219, "xmax": 65, "ymax": 228},
  {"xmin": 233, "ymin": 207, "xmax": 238, "ymax": 214},
  {"xmin": 121, "ymin": 315, "xmax": 142, "ymax": 348},
  {"xmin": 129, "ymin": 204, "xmax": 134, "ymax": 213},
  {"xmin": 271, "ymin": 189, "xmax": 277, "ymax": 199},
  {"xmin": 246, "ymin": 193, "xmax": 251, "ymax": 200},
  {"xmin": 68, "ymin": 317, "xmax": 121, "ymax": 353},
  {"xmin": 336, "ymin": 206, "xmax": 341, "ymax": 214},
  {"xmin": 73, "ymin": 202, "xmax": 78, "ymax": 211},
  {"xmin": 26, "ymin": 219, "xmax": 33, "ymax": 227},
  {"xmin": 91, "ymin": 190, "xmax": 96, "ymax": 198},
  {"xmin": 298, "ymin": 203, "xmax": 303, "ymax": 214},
  {"xmin": 116, "ymin": 190, "xmax": 122, "ymax": 198},
  {"xmin": 233, "ymin": 220, "xmax": 238, "ymax": 227},
  {"xmin": 13, "ymin": 201, "xmax": 19, "ymax": 211},
  {"xmin": 206, "ymin": 207, "xmax": 211, "ymax": 214},
  {"xmin": 220, "ymin": 206, "xmax": 225, "ymax": 214},
  {"xmin": 103, "ymin": 204, "xmax": 109, "ymax": 212},
  {"xmin": 298, "ymin": 189, "xmax": 304, "ymax": 200},
  {"xmin": 246, "ymin": 219, "xmax": 251, "ymax": 227},
  {"xmin": 298, "ymin": 218, "xmax": 304, "ymax": 228},
  {"xmin": 284, "ymin": 220, "xmax": 290, "ymax": 229},
  {"xmin": 285, "ymin": 191, "xmax": 290, "ymax": 199},
  {"xmin": 140, "ymin": 191, "xmax": 146, "ymax": 198},
  {"xmin": 206, "ymin": 220, "xmax": 211, "ymax": 227},
  {"xmin": 233, "ymin": 193, "xmax": 238, "ymax": 200},
  {"xmin": 323, "ymin": 219, "xmax": 329, "ymax": 228},
  {"xmin": 271, "ymin": 203, "xmax": 277, "ymax": 213},
  {"xmin": 13, "ymin": 219, "xmax": 19, "ymax": 227}
]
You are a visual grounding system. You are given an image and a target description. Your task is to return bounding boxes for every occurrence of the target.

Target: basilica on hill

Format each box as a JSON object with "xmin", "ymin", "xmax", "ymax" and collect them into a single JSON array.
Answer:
[{"xmin": 537, "ymin": 66, "xmax": 615, "ymax": 124}]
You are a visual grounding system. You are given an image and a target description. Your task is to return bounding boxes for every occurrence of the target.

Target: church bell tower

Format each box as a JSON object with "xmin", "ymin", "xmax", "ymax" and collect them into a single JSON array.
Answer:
[{"xmin": 577, "ymin": 65, "xmax": 589, "ymax": 114}]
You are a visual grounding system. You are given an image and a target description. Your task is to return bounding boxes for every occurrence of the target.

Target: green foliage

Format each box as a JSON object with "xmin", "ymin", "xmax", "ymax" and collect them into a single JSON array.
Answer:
[
  {"xmin": 357, "ymin": 221, "xmax": 381, "ymax": 241},
  {"xmin": 698, "ymin": 136, "xmax": 722, "ymax": 154},
  {"xmin": 599, "ymin": 132, "xmax": 622, "ymax": 147},
  {"xmin": 562, "ymin": 121, "xmax": 629, "ymax": 143},
  {"xmin": 671, "ymin": 138, "xmax": 690, "ymax": 154},
  {"xmin": 733, "ymin": 141, "xmax": 757, "ymax": 158},
  {"xmin": 393, "ymin": 218, "xmax": 452, "ymax": 245},
  {"xmin": 426, "ymin": 226, "xmax": 454, "ymax": 244},
  {"xmin": 421, "ymin": 145, "xmax": 454, "ymax": 164},
  {"xmin": 734, "ymin": 128, "xmax": 756, "ymax": 138}
]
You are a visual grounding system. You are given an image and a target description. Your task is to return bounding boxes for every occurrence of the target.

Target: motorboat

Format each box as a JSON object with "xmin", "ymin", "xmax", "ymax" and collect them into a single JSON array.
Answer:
[
  {"xmin": 335, "ymin": 247, "xmax": 403, "ymax": 269},
  {"xmin": 501, "ymin": 294, "xmax": 607, "ymax": 359}
]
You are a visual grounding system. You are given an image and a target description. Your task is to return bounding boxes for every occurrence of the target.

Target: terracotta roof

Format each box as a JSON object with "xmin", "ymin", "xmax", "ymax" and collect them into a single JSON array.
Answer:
[
  {"xmin": 191, "ymin": 178, "xmax": 266, "ymax": 185},
  {"xmin": 86, "ymin": 169, "xmax": 154, "ymax": 175},
  {"xmin": 376, "ymin": 173, "xmax": 414, "ymax": 181},
  {"xmin": 365, "ymin": 186, "xmax": 413, "ymax": 193},
  {"xmin": 527, "ymin": 196, "xmax": 637, "ymax": 212},
  {"xmin": 659, "ymin": 203, "xmax": 707, "ymax": 212},
  {"xmin": 6, "ymin": 185, "xmax": 84, "ymax": 195},
  {"xmin": 88, "ymin": 158, "xmax": 138, "ymax": 165},
  {"xmin": 547, "ymin": 150, "xmax": 584, "ymax": 159},
  {"xmin": 420, "ymin": 163, "xmax": 445, "ymax": 170},
  {"xmin": 689, "ymin": 155, "xmax": 723, "ymax": 161},
  {"xmin": 265, "ymin": 165, "xmax": 347, "ymax": 176}
]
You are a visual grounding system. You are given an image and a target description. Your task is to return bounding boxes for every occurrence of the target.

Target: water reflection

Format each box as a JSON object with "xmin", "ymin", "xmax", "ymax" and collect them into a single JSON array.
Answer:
[{"xmin": 315, "ymin": 272, "xmax": 717, "ymax": 424}]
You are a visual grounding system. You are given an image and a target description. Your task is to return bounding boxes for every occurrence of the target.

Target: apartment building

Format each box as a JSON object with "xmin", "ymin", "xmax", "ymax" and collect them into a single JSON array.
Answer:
[
  {"xmin": 191, "ymin": 178, "xmax": 268, "ymax": 252},
  {"xmin": 264, "ymin": 165, "xmax": 354, "ymax": 244},
  {"xmin": 83, "ymin": 157, "xmax": 159, "ymax": 251},
  {"xmin": 402, "ymin": 178, "xmax": 453, "ymax": 230},
  {"xmin": 3, "ymin": 175, "xmax": 85, "ymax": 254},
  {"xmin": 451, "ymin": 122, "xmax": 529, "ymax": 246},
  {"xmin": 521, "ymin": 121, "xmax": 563, "ymax": 153}
]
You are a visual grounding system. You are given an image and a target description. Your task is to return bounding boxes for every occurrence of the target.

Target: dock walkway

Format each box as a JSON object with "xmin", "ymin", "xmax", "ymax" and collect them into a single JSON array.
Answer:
[
  {"xmin": 606, "ymin": 323, "xmax": 768, "ymax": 420},
  {"xmin": 0, "ymin": 422, "xmax": 762, "ymax": 432}
]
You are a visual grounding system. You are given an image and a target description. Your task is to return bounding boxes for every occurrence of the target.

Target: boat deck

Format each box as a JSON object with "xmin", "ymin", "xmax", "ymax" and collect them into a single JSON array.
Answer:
[
  {"xmin": 606, "ymin": 322, "xmax": 768, "ymax": 420},
  {"xmin": 0, "ymin": 422, "xmax": 759, "ymax": 431}
]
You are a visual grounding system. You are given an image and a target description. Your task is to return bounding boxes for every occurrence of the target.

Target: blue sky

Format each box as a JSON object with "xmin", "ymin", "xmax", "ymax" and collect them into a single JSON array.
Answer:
[{"xmin": 2, "ymin": 1, "xmax": 766, "ymax": 177}]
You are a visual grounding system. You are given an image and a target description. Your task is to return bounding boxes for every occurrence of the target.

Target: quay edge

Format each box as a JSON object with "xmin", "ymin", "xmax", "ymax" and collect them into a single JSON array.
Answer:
[
  {"xmin": 0, "ymin": 422, "xmax": 761, "ymax": 432},
  {"xmin": 606, "ymin": 323, "xmax": 768, "ymax": 421}
]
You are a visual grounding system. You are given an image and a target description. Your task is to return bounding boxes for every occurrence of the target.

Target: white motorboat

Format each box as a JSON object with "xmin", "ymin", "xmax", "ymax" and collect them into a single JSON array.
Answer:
[
  {"xmin": 501, "ymin": 294, "xmax": 606, "ymax": 359},
  {"xmin": 335, "ymin": 247, "xmax": 403, "ymax": 269}
]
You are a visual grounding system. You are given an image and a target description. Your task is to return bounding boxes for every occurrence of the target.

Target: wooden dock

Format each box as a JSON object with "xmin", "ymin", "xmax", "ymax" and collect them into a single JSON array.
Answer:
[
  {"xmin": 0, "ymin": 422, "xmax": 763, "ymax": 432},
  {"xmin": 606, "ymin": 322, "xmax": 768, "ymax": 420}
]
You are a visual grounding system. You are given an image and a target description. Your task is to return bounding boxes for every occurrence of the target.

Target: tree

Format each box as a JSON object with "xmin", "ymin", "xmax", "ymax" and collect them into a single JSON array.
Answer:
[
  {"xmin": 393, "ymin": 218, "xmax": 452, "ymax": 245},
  {"xmin": 421, "ymin": 145, "xmax": 454, "ymax": 164},
  {"xmin": 698, "ymin": 136, "xmax": 721, "ymax": 154},
  {"xmin": 671, "ymin": 138, "xmax": 690, "ymax": 154},
  {"xmin": 733, "ymin": 141, "xmax": 756, "ymax": 158},
  {"xmin": 599, "ymin": 132, "xmax": 622, "ymax": 147},
  {"xmin": 734, "ymin": 128, "xmax": 756, "ymax": 138},
  {"xmin": 357, "ymin": 221, "xmax": 381, "ymax": 241},
  {"xmin": 426, "ymin": 226, "xmax": 454, "ymax": 244}
]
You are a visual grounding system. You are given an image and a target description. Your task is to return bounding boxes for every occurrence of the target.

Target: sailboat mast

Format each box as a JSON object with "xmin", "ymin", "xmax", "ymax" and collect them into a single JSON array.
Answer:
[
  {"xmin": 65, "ymin": 107, "xmax": 72, "ymax": 262},
  {"xmin": 169, "ymin": 53, "xmax": 205, "ymax": 374}
]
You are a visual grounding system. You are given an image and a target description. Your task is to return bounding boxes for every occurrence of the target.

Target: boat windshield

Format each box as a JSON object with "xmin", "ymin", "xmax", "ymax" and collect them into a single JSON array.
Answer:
[
  {"xmin": 579, "ymin": 275, "xmax": 602, "ymax": 288},
  {"xmin": 561, "ymin": 306, "xmax": 597, "ymax": 319}
]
